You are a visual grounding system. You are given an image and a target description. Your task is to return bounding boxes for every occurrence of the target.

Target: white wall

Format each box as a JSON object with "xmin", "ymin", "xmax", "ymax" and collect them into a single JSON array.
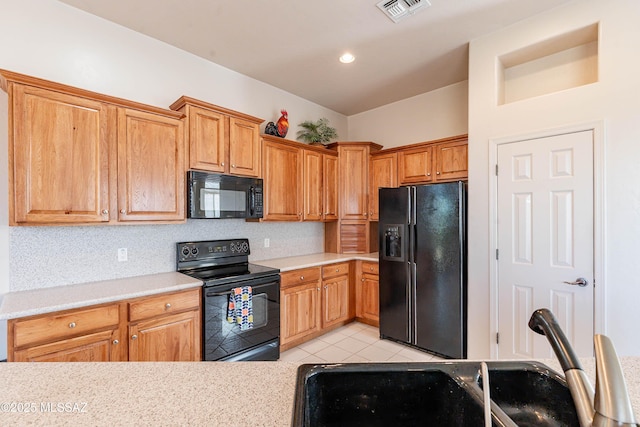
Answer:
[
  {"xmin": 468, "ymin": 0, "xmax": 640, "ymax": 357},
  {"xmin": 347, "ymin": 81, "xmax": 468, "ymax": 148}
]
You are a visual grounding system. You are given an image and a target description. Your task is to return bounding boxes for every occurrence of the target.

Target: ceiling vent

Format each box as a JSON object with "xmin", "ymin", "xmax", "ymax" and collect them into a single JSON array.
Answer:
[{"xmin": 377, "ymin": 0, "xmax": 431, "ymax": 23}]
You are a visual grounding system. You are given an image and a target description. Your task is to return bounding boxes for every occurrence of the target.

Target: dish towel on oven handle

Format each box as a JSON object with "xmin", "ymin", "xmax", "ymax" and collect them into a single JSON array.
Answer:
[{"xmin": 226, "ymin": 286, "xmax": 253, "ymax": 330}]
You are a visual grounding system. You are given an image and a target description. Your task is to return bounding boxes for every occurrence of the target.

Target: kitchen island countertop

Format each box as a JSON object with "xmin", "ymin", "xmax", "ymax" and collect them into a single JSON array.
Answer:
[{"xmin": 1, "ymin": 357, "xmax": 639, "ymax": 426}]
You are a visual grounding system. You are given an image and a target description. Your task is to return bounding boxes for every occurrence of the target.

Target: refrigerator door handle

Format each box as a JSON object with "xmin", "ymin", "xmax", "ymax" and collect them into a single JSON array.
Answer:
[{"xmin": 411, "ymin": 261, "xmax": 417, "ymax": 344}]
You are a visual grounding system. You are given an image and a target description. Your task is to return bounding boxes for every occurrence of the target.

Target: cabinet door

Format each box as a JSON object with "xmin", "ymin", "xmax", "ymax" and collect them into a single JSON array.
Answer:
[
  {"xmin": 117, "ymin": 108, "xmax": 185, "ymax": 221},
  {"xmin": 369, "ymin": 152, "xmax": 397, "ymax": 221},
  {"xmin": 303, "ymin": 149, "xmax": 324, "ymax": 221},
  {"xmin": 321, "ymin": 275, "xmax": 350, "ymax": 328},
  {"xmin": 434, "ymin": 140, "xmax": 468, "ymax": 181},
  {"xmin": 323, "ymin": 154, "xmax": 338, "ymax": 221},
  {"xmin": 360, "ymin": 274, "xmax": 380, "ymax": 325},
  {"xmin": 129, "ymin": 310, "xmax": 200, "ymax": 361},
  {"xmin": 13, "ymin": 329, "xmax": 123, "ymax": 362},
  {"xmin": 187, "ymin": 105, "xmax": 226, "ymax": 173},
  {"xmin": 262, "ymin": 140, "xmax": 302, "ymax": 221},
  {"xmin": 339, "ymin": 145, "xmax": 369, "ymax": 220},
  {"xmin": 281, "ymin": 282, "xmax": 321, "ymax": 346},
  {"xmin": 11, "ymin": 84, "xmax": 111, "ymax": 224},
  {"xmin": 398, "ymin": 146, "xmax": 434, "ymax": 184},
  {"xmin": 229, "ymin": 117, "xmax": 261, "ymax": 177}
]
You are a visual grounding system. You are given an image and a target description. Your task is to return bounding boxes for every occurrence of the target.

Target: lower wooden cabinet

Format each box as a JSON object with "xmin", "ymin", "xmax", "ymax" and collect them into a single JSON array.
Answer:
[
  {"xmin": 280, "ymin": 263, "xmax": 354, "ymax": 351},
  {"xmin": 321, "ymin": 263, "xmax": 351, "ymax": 329},
  {"xmin": 129, "ymin": 310, "xmax": 200, "ymax": 362},
  {"xmin": 12, "ymin": 329, "xmax": 123, "ymax": 362},
  {"xmin": 356, "ymin": 261, "xmax": 379, "ymax": 327},
  {"xmin": 7, "ymin": 288, "xmax": 201, "ymax": 362},
  {"xmin": 280, "ymin": 267, "xmax": 322, "ymax": 349}
]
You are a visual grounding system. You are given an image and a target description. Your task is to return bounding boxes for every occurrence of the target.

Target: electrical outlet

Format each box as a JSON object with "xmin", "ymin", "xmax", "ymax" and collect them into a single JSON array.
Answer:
[
  {"xmin": 118, "ymin": 248, "xmax": 128, "ymax": 262},
  {"xmin": 264, "ymin": 238, "xmax": 270, "ymax": 248}
]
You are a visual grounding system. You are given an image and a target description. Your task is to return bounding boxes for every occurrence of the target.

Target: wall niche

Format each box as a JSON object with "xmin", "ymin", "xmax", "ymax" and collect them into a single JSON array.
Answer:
[{"xmin": 498, "ymin": 23, "xmax": 599, "ymax": 105}]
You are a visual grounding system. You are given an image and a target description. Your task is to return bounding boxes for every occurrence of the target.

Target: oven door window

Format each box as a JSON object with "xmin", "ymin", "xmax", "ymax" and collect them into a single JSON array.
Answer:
[{"xmin": 203, "ymin": 280, "xmax": 280, "ymax": 361}]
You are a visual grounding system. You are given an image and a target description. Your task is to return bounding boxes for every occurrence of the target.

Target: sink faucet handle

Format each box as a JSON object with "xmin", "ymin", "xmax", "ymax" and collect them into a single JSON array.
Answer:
[{"xmin": 593, "ymin": 334, "xmax": 637, "ymax": 425}]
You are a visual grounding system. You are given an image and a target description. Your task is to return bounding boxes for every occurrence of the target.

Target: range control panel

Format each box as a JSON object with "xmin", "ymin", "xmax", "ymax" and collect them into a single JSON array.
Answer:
[{"xmin": 177, "ymin": 239, "xmax": 250, "ymax": 263}]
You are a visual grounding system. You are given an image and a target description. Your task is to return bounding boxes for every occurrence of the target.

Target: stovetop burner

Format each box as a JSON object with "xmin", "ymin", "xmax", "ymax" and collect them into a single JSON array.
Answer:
[{"xmin": 176, "ymin": 239, "xmax": 279, "ymax": 287}]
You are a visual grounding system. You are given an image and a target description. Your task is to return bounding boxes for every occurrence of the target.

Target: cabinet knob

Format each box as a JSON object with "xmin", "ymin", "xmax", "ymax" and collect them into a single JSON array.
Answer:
[
  {"xmin": 361, "ymin": 278, "xmax": 365, "ymax": 282},
  {"xmin": 102, "ymin": 209, "xmax": 108, "ymax": 215},
  {"xmin": 336, "ymin": 268, "xmax": 339, "ymax": 272},
  {"xmin": 120, "ymin": 209, "xmax": 126, "ymax": 214},
  {"xmin": 324, "ymin": 286, "xmax": 328, "ymax": 289},
  {"xmin": 232, "ymin": 164, "xmax": 237, "ymax": 168},
  {"xmin": 363, "ymin": 212, "xmax": 368, "ymax": 217},
  {"xmin": 317, "ymin": 288, "xmax": 320, "ymax": 291},
  {"xmin": 221, "ymin": 162, "xmax": 225, "ymax": 166},
  {"xmin": 165, "ymin": 303, "xmax": 172, "ymax": 309},
  {"xmin": 300, "ymin": 276, "xmax": 304, "ymax": 280},
  {"xmin": 113, "ymin": 339, "xmax": 119, "ymax": 345},
  {"xmin": 427, "ymin": 173, "xmax": 431, "ymax": 176},
  {"xmin": 436, "ymin": 171, "xmax": 441, "ymax": 175},
  {"xmin": 131, "ymin": 335, "xmax": 138, "ymax": 340},
  {"xmin": 68, "ymin": 322, "xmax": 76, "ymax": 329}
]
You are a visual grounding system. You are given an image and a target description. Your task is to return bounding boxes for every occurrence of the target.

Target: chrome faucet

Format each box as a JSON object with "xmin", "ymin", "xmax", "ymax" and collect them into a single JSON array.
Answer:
[{"xmin": 529, "ymin": 309, "xmax": 638, "ymax": 427}]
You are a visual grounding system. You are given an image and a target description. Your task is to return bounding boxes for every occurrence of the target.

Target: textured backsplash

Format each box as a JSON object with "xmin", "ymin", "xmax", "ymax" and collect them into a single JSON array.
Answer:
[{"xmin": 9, "ymin": 220, "xmax": 324, "ymax": 291}]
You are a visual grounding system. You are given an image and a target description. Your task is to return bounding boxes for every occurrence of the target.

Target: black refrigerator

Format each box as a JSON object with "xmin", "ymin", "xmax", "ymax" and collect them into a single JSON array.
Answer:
[{"xmin": 378, "ymin": 181, "xmax": 467, "ymax": 359}]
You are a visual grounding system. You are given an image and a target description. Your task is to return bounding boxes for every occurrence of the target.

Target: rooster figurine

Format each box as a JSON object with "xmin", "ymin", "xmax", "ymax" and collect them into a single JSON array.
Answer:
[
  {"xmin": 276, "ymin": 109, "xmax": 289, "ymax": 138},
  {"xmin": 264, "ymin": 109, "xmax": 289, "ymax": 138}
]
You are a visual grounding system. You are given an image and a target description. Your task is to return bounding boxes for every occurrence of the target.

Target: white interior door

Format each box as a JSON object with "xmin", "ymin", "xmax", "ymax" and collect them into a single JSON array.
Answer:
[{"xmin": 497, "ymin": 130, "xmax": 594, "ymax": 359}]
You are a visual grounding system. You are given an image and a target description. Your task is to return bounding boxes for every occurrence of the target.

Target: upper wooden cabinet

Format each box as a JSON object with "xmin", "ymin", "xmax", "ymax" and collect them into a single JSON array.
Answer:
[
  {"xmin": 9, "ymin": 83, "xmax": 113, "ymax": 224},
  {"xmin": 434, "ymin": 139, "xmax": 468, "ymax": 181},
  {"xmin": 334, "ymin": 143, "xmax": 375, "ymax": 220},
  {"xmin": 262, "ymin": 136, "xmax": 303, "ymax": 221},
  {"xmin": 169, "ymin": 97, "xmax": 263, "ymax": 177},
  {"xmin": 323, "ymin": 154, "xmax": 339, "ymax": 221},
  {"xmin": 262, "ymin": 135, "xmax": 338, "ymax": 222},
  {"xmin": 1, "ymin": 69, "xmax": 186, "ymax": 225},
  {"xmin": 396, "ymin": 135, "xmax": 468, "ymax": 185},
  {"xmin": 369, "ymin": 152, "xmax": 397, "ymax": 221},
  {"xmin": 398, "ymin": 145, "xmax": 434, "ymax": 184},
  {"xmin": 117, "ymin": 108, "xmax": 185, "ymax": 222},
  {"xmin": 303, "ymin": 148, "xmax": 338, "ymax": 221}
]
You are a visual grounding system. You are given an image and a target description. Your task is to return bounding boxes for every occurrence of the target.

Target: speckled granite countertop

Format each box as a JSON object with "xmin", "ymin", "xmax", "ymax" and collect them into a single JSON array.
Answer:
[
  {"xmin": 1, "ymin": 358, "xmax": 639, "ymax": 426},
  {"xmin": 0, "ymin": 272, "xmax": 203, "ymax": 320},
  {"xmin": 255, "ymin": 252, "xmax": 378, "ymax": 272}
]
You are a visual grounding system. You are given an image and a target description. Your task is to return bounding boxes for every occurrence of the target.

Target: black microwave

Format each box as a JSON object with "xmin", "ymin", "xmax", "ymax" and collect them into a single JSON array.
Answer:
[{"xmin": 187, "ymin": 171, "xmax": 263, "ymax": 219}]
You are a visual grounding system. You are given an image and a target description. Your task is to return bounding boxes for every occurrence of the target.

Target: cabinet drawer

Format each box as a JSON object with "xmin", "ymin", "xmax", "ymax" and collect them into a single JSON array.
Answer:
[
  {"xmin": 12, "ymin": 304, "xmax": 121, "ymax": 348},
  {"xmin": 361, "ymin": 261, "xmax": 379, "ymax": 275},
  {"xmin": 322, "ymin": 262, "xmax": 350, "ymax": 279},
  {"xmin": 280, "ymin": 267, "xmax": 321, "ymax": 288},
  {"xmin": 129, "ymin": 289, "xmax": 200, "ymax": 322}
]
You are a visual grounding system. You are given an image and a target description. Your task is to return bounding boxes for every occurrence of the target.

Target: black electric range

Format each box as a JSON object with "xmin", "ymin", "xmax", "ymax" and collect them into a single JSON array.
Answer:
[{"xmin": 176, "ymin": 239, "xmax": 281, "ymax": 361}]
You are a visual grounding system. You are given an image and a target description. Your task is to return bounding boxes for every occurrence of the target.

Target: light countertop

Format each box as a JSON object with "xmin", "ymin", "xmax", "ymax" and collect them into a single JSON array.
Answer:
[
  {"xmin": 1, "ymin": 357, "xmax": 639, "ymax": 426},
  {"xmin": 255, "ymin": 252, "xmax": 378, "ymax": 272},
  {"xmin": 0, "ymin": 272, "xmax": 203, "ymax": 320}
]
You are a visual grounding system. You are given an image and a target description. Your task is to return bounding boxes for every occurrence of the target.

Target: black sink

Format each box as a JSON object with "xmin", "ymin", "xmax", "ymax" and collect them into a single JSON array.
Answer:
[
  {"xmin": 479, "ymin": 362, "xmax": 580, "ymax": 427},
  {"xmin": 292, "ymin": 361, "xmax": 578, "ymax": 427}
]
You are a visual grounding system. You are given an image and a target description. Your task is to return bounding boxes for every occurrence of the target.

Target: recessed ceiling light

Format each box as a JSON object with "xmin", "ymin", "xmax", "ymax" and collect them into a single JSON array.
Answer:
[{"xmin": 339, "ymin": 53, "xmax": 355, "ymax": 64}]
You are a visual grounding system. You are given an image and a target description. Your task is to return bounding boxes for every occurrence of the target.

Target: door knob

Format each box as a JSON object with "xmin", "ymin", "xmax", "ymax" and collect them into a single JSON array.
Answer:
[{"xmin": 563, "ymin": 277, "xmax": 588, "ymax": 287}]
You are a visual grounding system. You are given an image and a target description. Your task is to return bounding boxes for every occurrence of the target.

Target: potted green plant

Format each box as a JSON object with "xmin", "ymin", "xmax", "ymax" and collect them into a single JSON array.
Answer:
[{"xmin": 296, "ymin": 118, "xmax": 338, "ymax": 146}]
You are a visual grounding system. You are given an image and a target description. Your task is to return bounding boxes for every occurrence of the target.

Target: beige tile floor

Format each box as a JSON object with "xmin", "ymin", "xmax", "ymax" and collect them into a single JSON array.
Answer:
[{"xmin": 279, "ymin": 321, "xmax": 444, "ymax": 363}]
